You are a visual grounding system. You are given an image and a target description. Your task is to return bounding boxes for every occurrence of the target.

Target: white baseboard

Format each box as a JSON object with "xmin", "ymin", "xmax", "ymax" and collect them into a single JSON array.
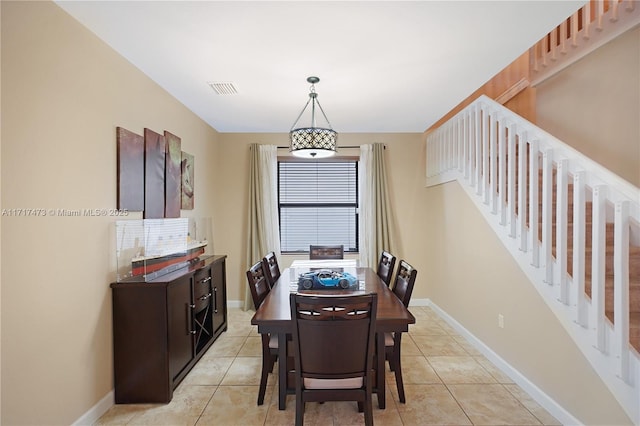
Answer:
[
  {"xmin": 72, "ymin": 390, "xmax": 113, "ymax": 426},
  {"xmin": 425, "ymin": 299, "xmax": 582, "ymax": 426},
  {"xmin": 227, "ymin": 299, "xmax": 244, "ymax": 308}
]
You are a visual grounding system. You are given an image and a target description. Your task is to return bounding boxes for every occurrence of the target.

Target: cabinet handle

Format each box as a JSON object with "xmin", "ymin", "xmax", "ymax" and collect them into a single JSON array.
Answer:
[
  {"xmin": 213, "ymin": 286, "xmax": 218, "ymax": 313},
  {"xmin": 202, "ymin": 277, "xmax": 212, "ymax": 283},
  {"xmin": 187, "ymin": 303, "xmax": 196, "ymax": 335},
  {"xmin": 198, "ymin": 293, "xmax": 212, "ymax": 301}
]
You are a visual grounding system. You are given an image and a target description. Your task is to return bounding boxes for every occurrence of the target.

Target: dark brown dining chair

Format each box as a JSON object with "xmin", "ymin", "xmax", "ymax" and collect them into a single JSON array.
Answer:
[
  {"xmin": 385, "ymin": 259, "xmax": 417, "ymax": 403},
  {"xmin": 261, "ymin": 251, "xmax": 281, "ymax": 288},
  {"xmin": 246, "ymin": 261, "xmax": 278, "ymax": 405},
  {"xmin": 309, "ymin": 244, "xmax": 344, "ymax": 260},
  {"xmin": 289, "ymin": 293, "xmax": 378, "ymax": 426},
  {"xmin": 376, "ymin": 250, "xmax": 396, "ymax": 287}
]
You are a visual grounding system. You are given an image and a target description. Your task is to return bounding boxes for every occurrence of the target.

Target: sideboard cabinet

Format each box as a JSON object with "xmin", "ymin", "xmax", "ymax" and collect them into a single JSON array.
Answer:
[{"xmin": 110, "ymin": 255, "xmax": 227, "ymax": 403}]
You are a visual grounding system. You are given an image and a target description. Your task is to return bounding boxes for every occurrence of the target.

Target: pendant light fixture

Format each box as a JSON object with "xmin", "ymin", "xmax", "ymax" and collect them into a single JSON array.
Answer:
[{"xmin": 289, "ymin": 76, "xmax": 337, "ymax": 158}]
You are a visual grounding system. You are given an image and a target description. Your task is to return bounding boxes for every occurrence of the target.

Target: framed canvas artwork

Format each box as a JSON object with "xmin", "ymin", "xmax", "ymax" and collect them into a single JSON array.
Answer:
[{"xmin": 116, "ymin": 127, "xmax": 144, "ymax": 211}]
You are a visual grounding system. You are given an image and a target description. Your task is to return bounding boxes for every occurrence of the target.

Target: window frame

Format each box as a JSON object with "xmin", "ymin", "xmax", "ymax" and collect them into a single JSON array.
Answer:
[{"xmin": 277, "ymin": 156, "xmax": 359, "ymax": 254}]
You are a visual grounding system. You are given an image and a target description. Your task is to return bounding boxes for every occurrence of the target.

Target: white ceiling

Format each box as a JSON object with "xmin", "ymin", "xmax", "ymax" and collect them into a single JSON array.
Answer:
[{"xmin": 55, "ymin": 1, "xmax": 584, "ymax": 134}]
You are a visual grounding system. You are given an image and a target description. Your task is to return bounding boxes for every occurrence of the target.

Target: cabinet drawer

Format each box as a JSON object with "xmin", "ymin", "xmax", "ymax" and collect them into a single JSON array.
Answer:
[{"xmin": 193, "ymin": 270, "xmax": 212, "ymax": 312}]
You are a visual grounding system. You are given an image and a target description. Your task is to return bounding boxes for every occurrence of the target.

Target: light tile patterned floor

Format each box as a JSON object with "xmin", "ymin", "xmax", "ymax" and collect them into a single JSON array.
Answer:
[{"xmin": 95, "ymin": 307, "xmax": 561, "ymax": 425}]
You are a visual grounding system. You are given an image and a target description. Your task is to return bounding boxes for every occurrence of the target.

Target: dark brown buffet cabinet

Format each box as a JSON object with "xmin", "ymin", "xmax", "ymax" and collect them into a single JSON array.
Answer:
[{"xmin": 110, "ymin": 255, "xmax": 227, "ymax": 403}]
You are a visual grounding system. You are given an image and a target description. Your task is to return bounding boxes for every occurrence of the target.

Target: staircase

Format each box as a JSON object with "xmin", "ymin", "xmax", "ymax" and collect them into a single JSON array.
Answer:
[
  {"xmin": 426, "ymin": 95, "xmax": 640, "ymax": 423},
  {"xmin": 425, "ymin": 2, "xmax": 640, "ymax": 421}
]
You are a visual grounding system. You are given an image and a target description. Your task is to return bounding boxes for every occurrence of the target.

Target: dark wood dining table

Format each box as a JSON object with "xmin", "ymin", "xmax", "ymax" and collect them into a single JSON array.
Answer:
[{"xmin": 251, "ymin": 264, "xmax": 416, "ymax": 410}]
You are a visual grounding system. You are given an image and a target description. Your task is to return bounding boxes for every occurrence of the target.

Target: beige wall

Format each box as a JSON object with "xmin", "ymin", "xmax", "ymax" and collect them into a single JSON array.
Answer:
[
  {"xmin": 536, "ymin": 26, "xmax": 640, "ymax": 187},
  {"xmin": 1, "ymin": 2, "xmax": 219, "ymax": 424},
  {"xmin": 424, "ymin": 182, "xmax": 631, "ymax": 424}
]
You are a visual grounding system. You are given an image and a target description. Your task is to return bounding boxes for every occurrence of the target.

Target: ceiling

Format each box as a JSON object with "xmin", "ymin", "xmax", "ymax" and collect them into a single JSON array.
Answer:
[{"xmin": 55, "ymin": 1, "xmax": 584, "ymax": 134}]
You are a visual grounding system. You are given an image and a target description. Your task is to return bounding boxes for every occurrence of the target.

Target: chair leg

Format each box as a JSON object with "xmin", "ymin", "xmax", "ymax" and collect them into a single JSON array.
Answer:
[
  {"xmin": 295, "ymin": 393, "xmax": 304, "ymax": 426},
  {"xmin": 364, "ymin": 388, "xmax": 374, "ymax": 426},
  {"xmin": 257, "ymin": 360, "xmax": 269, "ymax": 405},
  {"xmin": 393, "ymin": 335, "xmax": 406, "ymax": 403},
  {"xmin": 258, "ymin": 335, "xmax": 272, "ymax": 405}
]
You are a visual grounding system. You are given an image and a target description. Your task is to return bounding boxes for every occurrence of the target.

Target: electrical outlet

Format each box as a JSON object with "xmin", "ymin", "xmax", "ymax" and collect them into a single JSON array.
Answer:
[{"xmin": 498, "ymin": 314, "xmax": 504, "ymax": 329}]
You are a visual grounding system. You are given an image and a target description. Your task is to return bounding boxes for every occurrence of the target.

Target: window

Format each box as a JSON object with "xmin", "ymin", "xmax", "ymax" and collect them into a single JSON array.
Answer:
[{"xmin": 278, "ymin": 160, "xmax": 358, "ymax": 253}]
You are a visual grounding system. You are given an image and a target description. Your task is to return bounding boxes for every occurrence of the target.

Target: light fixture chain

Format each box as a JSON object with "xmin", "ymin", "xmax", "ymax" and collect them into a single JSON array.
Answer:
[
  {"xmin": 314, "ymin": 98, "xmax": 334, "ymax": 130},
  {"xmin": 289, "ymin": 96, "xmax": 313, "ymax": 131}
]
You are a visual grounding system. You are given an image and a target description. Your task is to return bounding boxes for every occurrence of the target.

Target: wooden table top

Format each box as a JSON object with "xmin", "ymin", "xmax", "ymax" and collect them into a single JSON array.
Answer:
[{"xmin": 251, "ymin": 266, "xmax": 415, "ymax": 333}]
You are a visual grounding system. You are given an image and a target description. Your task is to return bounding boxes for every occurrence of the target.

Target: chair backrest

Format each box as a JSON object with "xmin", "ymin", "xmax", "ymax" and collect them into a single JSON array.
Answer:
[
  {"xmin": 261, "ymin": 251, "xmax": 281, "ymax": 288},
  {"xmin": 246, "ymin": 261, "xmax": 270, "ymax": 310},
  {"xmin": 391, "ymin": 260, "xmax": 417, "ymax": 308},
  {"xmin": 290, "ymin": 293, "xmax": 377, "ymax": 382},
  {"xmin": 309, "ymin": 244, "xmax": 344, "ymax": 260},
  {"xmin": 376, "ymin": 251, "xmax": 397, "ymax": 286}
]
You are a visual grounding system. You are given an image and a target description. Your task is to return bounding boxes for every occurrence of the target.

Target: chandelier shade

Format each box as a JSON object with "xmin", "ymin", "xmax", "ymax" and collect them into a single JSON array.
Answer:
[{"xmin": 289, "ymin": 76, "xmax": 337, "ymax": 158}]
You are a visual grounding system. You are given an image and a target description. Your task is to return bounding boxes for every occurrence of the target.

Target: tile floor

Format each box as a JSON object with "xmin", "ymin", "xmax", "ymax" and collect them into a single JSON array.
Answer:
[{"xmin": 95, "ymin": 306, "xmax": 561, "ymax": 425}]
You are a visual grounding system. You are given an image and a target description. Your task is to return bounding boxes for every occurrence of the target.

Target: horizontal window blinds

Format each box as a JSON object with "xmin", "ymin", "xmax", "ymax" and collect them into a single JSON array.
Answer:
[{"xmin": 279, "ymin": 161, "xmax": 358, "ymax": 252}]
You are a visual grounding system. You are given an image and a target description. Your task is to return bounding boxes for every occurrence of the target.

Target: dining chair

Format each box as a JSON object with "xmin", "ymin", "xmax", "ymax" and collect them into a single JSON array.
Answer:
[
  {"xmin": 246, "ymin": 261, "xmax": 278, "ymax": 405},
  {"xmin": 289, "ymin": 292, "xmax": 378, "ymax": 426},
  {"xmin": 261, "ymin": 251, "xmax": 281, "ymax": 288},
  {"xmin": 309, "ymin": 244, "xmax": 344, "ymax": 260},
  {"xmin": 385, "ymin": 259, "xmax": 417, "ymax": 403},
  {"xmin": 376, "ymin": 250, "xmax": 396, "ymax": 287}
]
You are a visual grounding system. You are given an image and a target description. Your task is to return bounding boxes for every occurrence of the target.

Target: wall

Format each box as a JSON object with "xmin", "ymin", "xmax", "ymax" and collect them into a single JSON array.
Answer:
[
  {"xmin": 215, "ymin": 133, "xmax": 426, "ymax": 304},
  {"xmin": 536, "ymin": 26, "xmax": 640, "ymax": 187},
  {"xmin": 424, "ymin": 181, "xmax": 631, "ymax": 425},
  {"xmin": 1, "ymin": 2, "xmax": 219, "ymax": 424}
]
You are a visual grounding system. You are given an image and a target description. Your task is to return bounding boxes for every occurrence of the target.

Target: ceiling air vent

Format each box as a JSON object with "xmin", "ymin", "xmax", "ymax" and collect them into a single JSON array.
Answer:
[{"xmin": 207, "ymin": 81, "xmax": 238, "ymax": 95}]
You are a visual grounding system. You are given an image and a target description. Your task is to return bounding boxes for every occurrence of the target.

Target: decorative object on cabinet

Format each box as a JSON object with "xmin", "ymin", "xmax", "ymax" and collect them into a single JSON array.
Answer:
[
  {"xmin": 111, "ymin": 255, "xmax": 227, "ymax": 404},
  {"xmin": 164, "ymin": 131, "xmax": 182, "ymax": 218},
  {"xmin": 116, "ymin": 127, "xmax": 144, "ymax": 211},
  {"xmin": 181, "ymin": 151, "xmax": 194, "ymax": 209},
  {"xmin": 115, "ymin": 217, "xmax": 211, "ymax": 282},
  {"xmin": 144, "ymin": 128, "xmax": 166, "ymax": 219}
]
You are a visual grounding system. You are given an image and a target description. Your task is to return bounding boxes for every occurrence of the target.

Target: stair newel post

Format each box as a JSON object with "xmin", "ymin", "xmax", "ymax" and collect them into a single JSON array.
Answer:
[
  {"xmin": 529, "ymin": 140, "xmax": 540, "ymax": 268},
  {"xmin": 592, "ymin": 185, "xmax": 608, "ymax": 353},
  {"xmin": 474, "ymin": 104, "xmax": 481, "ymax": 189},
  {"xmin": 542, "ymin": 149, "xmax": 554, "ymax": 285},
  {"xmin": 573, "ymin": 171, "xmax": 588, "ymax": 327},
  {"xmin": 498, "ymin": 116, "xmax": 507, "ymax": 225},
  {"xmin": 614, "ymin": 200, "xmax": 631, "ymax": 383},
  {"xmin": 517, "ymin": 131, "xmax": 528, "ymax": 253},
  {"xmin": 557, "ymin": 159, "xmax": 570, "ymax": 304},
  {"xmin": 481, "ymin": 108, "xmax": 490, "ymax": 202},
  {"xmin": 507, "ymin": 123, "xmax": 517, "ymax": 238}
]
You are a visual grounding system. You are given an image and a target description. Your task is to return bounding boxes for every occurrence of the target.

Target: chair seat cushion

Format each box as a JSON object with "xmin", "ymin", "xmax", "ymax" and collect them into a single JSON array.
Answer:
[
  {"xmin": 304, "ymin": 377, "xmax": 363, "ymax": 389},
  {"xmin": 268, "ymin": 334, "xmax": 278, "ymax": 349},
  {"xmin": 384, "ymin": 332, "xmax": 394, "ymax": 347}
]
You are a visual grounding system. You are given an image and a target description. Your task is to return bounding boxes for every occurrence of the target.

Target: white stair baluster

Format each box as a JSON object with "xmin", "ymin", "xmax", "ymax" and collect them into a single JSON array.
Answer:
[
  {"xmin": 573, "ymin": 171, "xmax": 588, "ymax": 327},
  {"xmin": 557, "ymin": 160, "xmax": 569, "ymax": 304},
  {"xmin": 614, "ymin": 200, "xmax": 631, "ymax": 383},
  {"xmin": 592, "ymin": 185, "xmax": 608, "ymax": 352}
]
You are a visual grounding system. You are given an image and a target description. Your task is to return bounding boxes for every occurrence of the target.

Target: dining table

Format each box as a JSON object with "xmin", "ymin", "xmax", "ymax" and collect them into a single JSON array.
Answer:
[{"xmin": 250, "ymin": 260, "xmax": 416, "ymax": 410}]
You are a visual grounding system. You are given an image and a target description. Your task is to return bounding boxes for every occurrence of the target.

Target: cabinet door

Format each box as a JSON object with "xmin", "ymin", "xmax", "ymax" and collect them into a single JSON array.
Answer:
[
  {"xmin": 211, "ymin": 259, "xmax": 227, "ymax": 333},
  {"xmin": 167, "ymin": 276, "xmax": 194, "ymax": 380}
]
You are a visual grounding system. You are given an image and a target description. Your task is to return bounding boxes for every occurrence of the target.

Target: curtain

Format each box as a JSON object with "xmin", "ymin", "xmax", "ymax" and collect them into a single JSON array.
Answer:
[
  {"xmin": 359, "ymin": 143, "xmax": 395, "ymax": 268},
  {"xmin": 244, "ymin": 144, "xmax": 281, "ymax": 310}
]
